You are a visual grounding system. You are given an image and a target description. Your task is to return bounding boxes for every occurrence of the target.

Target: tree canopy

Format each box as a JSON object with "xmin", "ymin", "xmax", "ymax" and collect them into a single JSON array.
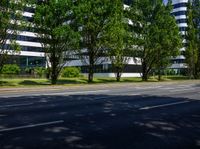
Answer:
[
  {"xmin": 0, "ymin": 0, "xmax": 24, "ymax": 71},
  {"xmin": 33, "ymin": 0, "xmax": 79, "ymax": 84},
  {"xmin": 128, "ymin": 0, "xmax": 181, "ymax": 81}
]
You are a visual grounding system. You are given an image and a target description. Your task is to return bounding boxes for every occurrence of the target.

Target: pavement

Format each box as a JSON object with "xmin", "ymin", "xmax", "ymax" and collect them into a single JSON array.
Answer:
[{"xmin": 0, "ymin": 81, "xmax": 200, "ymax": 149}]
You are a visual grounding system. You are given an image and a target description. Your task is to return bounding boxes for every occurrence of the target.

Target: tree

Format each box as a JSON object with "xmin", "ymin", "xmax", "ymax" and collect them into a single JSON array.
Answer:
[
  {"xmin": 150, "ymin": 0, "xmax": 181, "ymax": 81},
  {"xmin": 128, "ymin": 0, "xmax": 181, "ymax": 81},
  {"xmin": 33, "ymin": 0, "xmax": 79, "ymax": 84},
  {"xmin": 185, "ymin": 0, "xmax": 199, "ymax": 79},
  {"xmin": 191, "ymin": 0, "xmax": 200, "ymax": 78},
  {"xmin": 103, "ymin": 0, "xmax": 131, "ymax": 82},
  {"xmin": 128, "ymin": 0, "xmax": 159, "ymax": 81},
  {"xmin": 0, "ymin": 0, "xmax": 24, "ymax": 72},
  {"xmin": 73, "ymin": 0, "xmax": 113, "ymax": 83}
]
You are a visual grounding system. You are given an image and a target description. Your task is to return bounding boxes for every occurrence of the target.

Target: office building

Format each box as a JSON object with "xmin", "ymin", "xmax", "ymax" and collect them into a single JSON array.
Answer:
[
  {"xmin": 171, "ymin": 0, "xmax": 189, "ymax": 73},
  {"xmin": 3, "ymin": 4, "xmax": 46, "ymax": 69}
]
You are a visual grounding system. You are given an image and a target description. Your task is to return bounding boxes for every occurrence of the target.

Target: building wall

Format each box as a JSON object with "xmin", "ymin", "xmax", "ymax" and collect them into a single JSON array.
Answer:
[
  {"xmin": 171, "ymin": 0, "xmax": 188, "ymax": 70},
  {"xmin": 5, "ymin": 5, "xmax": 45, "ymax": 68}
]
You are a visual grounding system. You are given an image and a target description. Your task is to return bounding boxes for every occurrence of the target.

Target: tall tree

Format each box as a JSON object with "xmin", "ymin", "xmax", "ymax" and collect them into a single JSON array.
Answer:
[
  {"xmin": 0, "ymin": 0, "xmax": 24, "ymax": 72},
  {"xmin": 128, "ymin": 0, "xmax": 160, "ymax": 81},
  {"xmin": 150, "ymin": 0, "xmax": 181, "ymax": 81},
  {"xmin": 103, "ymin": 0, "xmax": 131, "ymax": 82},
  {"xmin": 33, "ymin": 0, "xmax": 79, "ymax": 84},
  {"xmin": 185, "ymin": 0, "xmax": 199, "ymax": 79},
  {"xmin": 74, "ymin": 0, "xmax": 113, "ymax": 83},
  {"xmin": 128, "ymin": 0, "xmax": 181, "ymax": 81},
  {"xmin": 192, "ymin": 0, "xmax": 200, "ymax": 78}
]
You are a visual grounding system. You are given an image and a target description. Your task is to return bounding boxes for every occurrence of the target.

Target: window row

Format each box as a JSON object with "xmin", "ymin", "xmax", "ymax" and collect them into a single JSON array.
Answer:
[
  {"xmin": 3, "ymin": 44, "xmax": 44, "ymax": 52},
  {"xmin": 173, "ymin": 3, "xmax": 187, "ymax": 9}
]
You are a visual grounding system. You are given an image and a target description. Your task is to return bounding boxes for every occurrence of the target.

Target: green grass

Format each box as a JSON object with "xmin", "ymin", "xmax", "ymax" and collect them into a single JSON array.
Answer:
[
  {"xmin": 0, "ymin": 77, "xmax": 142, "ymax": 87},
  {"xmin": 0, "ymin": 75, "xmax": 195, "ymax": 88}
]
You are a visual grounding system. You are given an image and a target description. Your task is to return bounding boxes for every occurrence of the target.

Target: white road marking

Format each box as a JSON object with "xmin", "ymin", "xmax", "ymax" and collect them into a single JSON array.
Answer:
[
  {"xmin": 136, "ymin": 86, "xmax": 163, "ymax": 89},
  {"xmin": 139, "ymin": 101, "xmax": 191, "ymax": 110},
  {"xmin": 0, "ymin": 103, "xmax": 33, "ymax": 108},
  {"xmin": 93, "ymin": 96, "xmax": 110, "ymax": 100},
  {"xmin": 0, "ymin": 120, "xmax": 64, "ymax": 132},
  {"xmin": 128, "ymin": 93, "xmax": 141, "ymax": 96},
  {"xmin": 178, "ymin": 85, "xmax": 194, "ymax": 87},
  {"xmin": 159, "ymin": 87, "xmax": 174, "ymax": 90},
  {"xmin": 47, "ymin": 90, "xmax": 110, "ymax": 96},
  {"xmin": 170, "ymin": 88, "xmax": 194, "ymax": 92},
  {"xmin": 0, "ymin": 90, "xmax": 110, "ymax": 98}
]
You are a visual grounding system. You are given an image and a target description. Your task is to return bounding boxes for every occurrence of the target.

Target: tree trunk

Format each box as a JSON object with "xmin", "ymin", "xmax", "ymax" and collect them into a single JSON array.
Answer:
[
  {"xmin": 116, "ymin": 71, "xmax": 121, "ymax": 82},
  {"xmin": 157, "ymin": 49, "xmax": 161, "ymax": 81},
  {"xmin": 51, "ymin": 74, "xmax": 58, "ymax": 85},
  {"xmin": 158, "ymin": 63, "xmax": 162, "ymax": 81},
  {"xmin": 88, "ymin": 54, "xmax": 94, "ymax": 83},
  {"xmin": 142, "ymin": 61, "xmax": 148, "ymax": 81},
  {"xmin": 88, "ymin": 67, "xmax": 94, "ymax": 83},
  {"xmin": 51, "ymin": 67, "xmax": 58, "ymax": 85},
  {"xmin": 158, "ymin": 68, "xmax": 161, "ymax": 81},
  {"xmin": 51, "ymin": 57, "xmax": 58, "ymax": 85}
]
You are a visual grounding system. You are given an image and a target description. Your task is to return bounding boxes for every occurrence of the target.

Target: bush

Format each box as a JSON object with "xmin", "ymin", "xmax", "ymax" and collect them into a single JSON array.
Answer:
[
  {"xmin": 61, "ymin": 67, "xmax": 81, "ymax": 78},
  {"xmin": 1, "ymin": 64, "xmax": 20, "ymax": 74},
  {"xmin": 34, "ymin": 67, "xmax": 46, "ymax": 78}
]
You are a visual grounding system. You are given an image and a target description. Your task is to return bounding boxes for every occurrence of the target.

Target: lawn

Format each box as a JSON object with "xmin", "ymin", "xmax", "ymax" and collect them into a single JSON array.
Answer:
[{"xmin": 0, "ymin": 75, "xmax": 192, "ymax": 87}]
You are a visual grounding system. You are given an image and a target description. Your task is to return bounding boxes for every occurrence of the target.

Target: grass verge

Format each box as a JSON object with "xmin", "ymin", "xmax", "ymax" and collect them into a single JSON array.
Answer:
[{"xmin": 0, "ymin": 75, "xmax": 194, "ymax": 88}]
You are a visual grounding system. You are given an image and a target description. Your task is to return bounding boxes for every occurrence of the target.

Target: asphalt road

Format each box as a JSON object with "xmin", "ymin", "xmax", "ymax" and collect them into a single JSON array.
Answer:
[{"xmin": 0, "ymin": 81, "xmax": 200, "ymax": 149}]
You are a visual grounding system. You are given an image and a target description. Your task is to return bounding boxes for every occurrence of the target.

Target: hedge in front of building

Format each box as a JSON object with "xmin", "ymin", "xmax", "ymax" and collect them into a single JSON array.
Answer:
[
  {"xmin": 61, "ymin": 67, "xmax": 81, "ymax": 78},
  {"xmin": 1, "ymin": 64, "xmax": 21, "ymax": 74}
]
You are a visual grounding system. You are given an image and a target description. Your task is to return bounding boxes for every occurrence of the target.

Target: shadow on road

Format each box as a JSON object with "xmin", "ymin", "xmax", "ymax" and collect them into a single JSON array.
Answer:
[{"xmin": 0, "ymin": 94, "xmax": 200, "ymax": 149}]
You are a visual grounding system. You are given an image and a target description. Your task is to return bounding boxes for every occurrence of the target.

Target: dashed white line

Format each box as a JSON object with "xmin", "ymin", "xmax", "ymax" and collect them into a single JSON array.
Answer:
[
  {"xmin": 47, "ymin": 90, "xmax": 110, "ymax": 96},
  {"xmin": 0, "ymin": 90, "xmax": 110, "ymax": 98},
  {"xmin": 0, "ymin": 120, "xmax": 64, "ymax": 132},
  {"xmin": 170, "ymin": 88, "xmax": 194, "ymax": 92},
  {"xmin": 0, "ymin": 103, "xmax": 34, "ymax": 108},
  {"xmin": 139, "ymin": 101, "xmax": 191, "ymax": 110}
]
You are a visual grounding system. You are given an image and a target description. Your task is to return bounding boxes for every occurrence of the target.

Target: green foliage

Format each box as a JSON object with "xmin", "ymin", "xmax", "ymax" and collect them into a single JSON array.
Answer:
[
  {"xmin": 34, "ymin": 67, "xmax": 46, "ymax": 78},
  {"xmin": 128, "ymin": 0, "xmax": 181, "ymax": 81},
  {"xmin": 185, "ymin": 0, "xmax": 200, "ymax": 79},
  {"xmin": 61, "ymin": 67, "xmax": 81, "ymax": 78},
  {"xmin": 33, "ymin": 0, "xmax": 79, "ymax": 84},
  {"xmin": 103, "ymin": 0, "xmax": 131, "ymax": 82},
  {"xmin": 1, "ymin": 64, "xmax": 21, "ymax": 74},
  {"xmin": 150, "ymin": 1, "xmax": 182, "ymax": 80},
  {"xmin": 0, "ymin": 0, "xmax": 24, "ymax": 71},
  {"xmin": 74, "ymin": 0, "xmax": 113, "ymax": 83}
]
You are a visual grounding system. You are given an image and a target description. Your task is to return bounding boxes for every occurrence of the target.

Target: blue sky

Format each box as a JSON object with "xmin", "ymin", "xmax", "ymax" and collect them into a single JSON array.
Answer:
[{"xmin": 163, "ymin": 0, "xmax": 168, "ymax": 4}]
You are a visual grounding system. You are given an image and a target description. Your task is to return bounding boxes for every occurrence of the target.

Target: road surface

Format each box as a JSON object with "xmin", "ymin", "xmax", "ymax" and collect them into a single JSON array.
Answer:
[{"xmin": 0, "ymin": 81, "xmax": 200, "ymax": 149}]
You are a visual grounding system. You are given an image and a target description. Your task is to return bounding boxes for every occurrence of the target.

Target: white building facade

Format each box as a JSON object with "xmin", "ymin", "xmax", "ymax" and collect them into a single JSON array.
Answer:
[
  {"xmin": 5, "ymin": 5, "xmax": 45, "ymax": 69},
  {"xmin": 171, "ymin": 0, "xmax": 189, "ymax": 72}
]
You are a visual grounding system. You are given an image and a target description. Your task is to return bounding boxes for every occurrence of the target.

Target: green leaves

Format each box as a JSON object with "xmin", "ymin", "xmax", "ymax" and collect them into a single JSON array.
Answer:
[
  {"xmin": 0, "ymin": 0, "xmax": 25, "ymax": 70},
  {"xmin": 185, "ymin": 1, "xmax": 199, "ymax": 78},
  {"xmin": 33, "ymin": 0, "xmax": 79, "ymax": 84},
  {"xmin": 73, "ymin": 0, "xmax": 114, "ymax": 82},
  {"xmin": 128, "ymin": 0, "xmax": 181, "ymax": 81}
]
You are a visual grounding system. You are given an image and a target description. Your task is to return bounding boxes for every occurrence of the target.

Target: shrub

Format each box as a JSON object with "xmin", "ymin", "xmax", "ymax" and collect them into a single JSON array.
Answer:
[
  {"xmin": 61, "ymin": 67, "xmax": 80, "ymax": 78},
  {"xmin": 34, "ymin": 67, "xmax": 46, "ymax": 78},
  {"xmin": 1, "ymin": 64, "xmax": 21, "ymax": 74}
]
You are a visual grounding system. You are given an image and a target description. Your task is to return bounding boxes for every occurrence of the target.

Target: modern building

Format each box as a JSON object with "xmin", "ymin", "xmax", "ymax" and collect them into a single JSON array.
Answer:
[
  {"xmin": 4, "ymin": 4, "xmax": 46, "ymax": 69},
  {"xmin": 171, "ymin": 0, "xmax": 189, "ymax": 73}
]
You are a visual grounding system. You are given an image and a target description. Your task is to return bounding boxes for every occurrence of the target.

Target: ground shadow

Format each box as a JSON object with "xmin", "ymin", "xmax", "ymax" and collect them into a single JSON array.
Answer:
[
  {"xmin": 0, "ymin": 94, "xmax": 199, "ymax": 149},
  {"xmin": 19, "ymin": 80, "xmax": 50, "ymax": 85},
  {"xmin": 56, "ymin": 78, "xmax": 88, "ymax": 84},
  {"xmin": 0, "ymin": 81, "xmax": 17, "ymax": 86}
]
